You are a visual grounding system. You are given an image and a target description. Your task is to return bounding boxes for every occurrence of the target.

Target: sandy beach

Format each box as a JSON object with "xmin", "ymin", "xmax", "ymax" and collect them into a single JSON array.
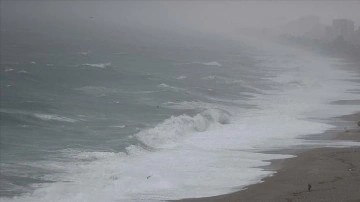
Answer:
[{"xmin": 179, "ymin": 113, "xmax": 360, "ymax": 202}]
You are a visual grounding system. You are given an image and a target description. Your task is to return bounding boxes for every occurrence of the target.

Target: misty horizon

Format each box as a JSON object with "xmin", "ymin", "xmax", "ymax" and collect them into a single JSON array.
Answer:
[{"xmin": 2, "ymin": 1, "xmax": 360, "ymax": 35}]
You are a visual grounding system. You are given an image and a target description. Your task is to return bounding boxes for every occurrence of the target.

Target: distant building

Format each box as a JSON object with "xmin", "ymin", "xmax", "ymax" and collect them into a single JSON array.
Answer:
[
  {"xmin": 328, "ymin": 19, "xmax": 355, "ymax": 42},
  {"xmin": 276, "ymin": 16, "xmax": 360, "ymax": 46},
  {"xmin": 280, "ymin": 16, "xmax": 321, "ymax": 37},
  {"xmin": 304, "ymin": 24, "xmax": 326, "ymax": 40},
  {"xmin": 353, "ymin": 27, "xmax": 360, "ymax": 45}
]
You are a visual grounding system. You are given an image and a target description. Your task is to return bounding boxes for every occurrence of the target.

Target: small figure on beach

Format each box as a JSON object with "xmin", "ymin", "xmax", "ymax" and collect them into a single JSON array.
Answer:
[
  {"xmin": 357, "ymin": 120, "xmax": 360, "ymax": 127},
  {"xmin": 308, "ymin": 184, "xmax": 312, "ymax": 192}
]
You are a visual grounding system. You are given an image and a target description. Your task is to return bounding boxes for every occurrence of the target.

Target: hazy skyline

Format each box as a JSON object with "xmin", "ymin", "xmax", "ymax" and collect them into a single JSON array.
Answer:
[{"xmin": 2, "ymin": 1, "xmax": 360, "ymax": 36}]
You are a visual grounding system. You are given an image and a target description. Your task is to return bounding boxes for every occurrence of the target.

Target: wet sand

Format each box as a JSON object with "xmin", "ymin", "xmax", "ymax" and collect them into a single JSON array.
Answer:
[
  {"xmin": 179, "ymin": 113, "xmax": 360, "ymax": 202},
  {"xmin": 177, "ymin": 41, "xmax": 360, "ymax": 202}
]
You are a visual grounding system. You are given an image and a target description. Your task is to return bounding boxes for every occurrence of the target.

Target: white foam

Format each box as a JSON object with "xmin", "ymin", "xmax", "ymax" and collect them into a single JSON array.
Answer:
[
  {"xmin": 0, "ymin": 144, "xmax": 293, "ymax": 202},
  {"xmin": 33, "ymin": 113, "xmax": 77, "ymax": 123},
  {"xmin": 0, "ymin": 109, "xmax": 77, "ymax": 123},
  {"xmin": 157, "ymin": 83, "xmax": 186, "ymax": 93},
  {"xmin": 82, "ymin": 63, "xmax": 111, "ymax": 68},
  {"xmin": 163, "ymin": 101, "xmax": 224, "ymax": 111},
  {"xmin": 136, "ymin": 109, "xmax": 231, "ymax": 149},
  {"xmin": 201, "ymin": 61, "xmax": 222, "ymax": 67},
  {"xmin": 157, "ymin": 83, "xmax": 169, "ymax": 88},
  {"xmin": 17, "ymin": 70, "xmax": 28, "ymax": 74},
  {"xmin": 4, "ymin": 68, "xmax": 15, "ymax": 72},
  {"xmin": 110, "ymin": 125, "xmax": 126, "ymax": 129},
  {"xmin": 75, "ymin": 86, "xmax": 123, "ymax": 96},
  {"xmin": 176, "ymin": 75, "xmax": 187, "ymax": 80},
  {"xmin": 202, "ymin": 75, "xmax": 245, "ymax": 85},
  {"xmin": 78, "ymin": 51, "xmax": 91, "ymax": 56}
]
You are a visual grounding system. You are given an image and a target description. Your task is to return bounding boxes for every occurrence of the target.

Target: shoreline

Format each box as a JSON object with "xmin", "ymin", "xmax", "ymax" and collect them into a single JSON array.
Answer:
[
  {"xmin": 175, "ymin": 38, "xmax": 360, "ymax": 202},
  {"xmin": 177, "ymin": 113, "xmax": 360, "ymax": 202}
]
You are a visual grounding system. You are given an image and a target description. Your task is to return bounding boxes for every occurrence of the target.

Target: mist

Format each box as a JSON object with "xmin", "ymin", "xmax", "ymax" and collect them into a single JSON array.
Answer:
[{"xmin": 2, "ymin": 1, "xmax": 360, "ymax": 37}]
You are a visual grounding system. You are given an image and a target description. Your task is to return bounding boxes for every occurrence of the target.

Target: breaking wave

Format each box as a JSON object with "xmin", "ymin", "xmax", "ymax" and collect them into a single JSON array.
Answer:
[{"xmin": 135, "ymin": 109, "xmax": 231, "ymax": 149}]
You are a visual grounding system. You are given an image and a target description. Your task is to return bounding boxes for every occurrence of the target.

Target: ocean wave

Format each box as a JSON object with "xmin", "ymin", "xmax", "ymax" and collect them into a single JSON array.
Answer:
[
  {"xmin": 82, "ymin": 63, "xmax": 111, "ymax": 68},
  {"xmin": 75, "ymin": 86, "xmax": 121, "ymax": 96},
  {"xmin": 68, "ymin": 150, "xmax": 124, "ymax": 161},
  {"xmin": 200, "ymin": 61, "xmax": 222, "ymax": 67},
  {"xmin": 176, "ymin": 76, "xmax": 187, "ymax": 80},
  {"xmin": 163, "ymin": 101, "xmax": 222, "ymax": 110},
  {"xmin": 17, "ymin": 70, "xmax": 28, "ymax": 74},
  {"xmin": 131, "ymin": 90, "xmax": 158, "ymax": 94},
  {"xmin": 4, "ymin": 68, "xmax": 15, "ymax": 72},
  {"xmin": 114, "ymin": 52, "xmax": 128, "ymax": 55},
  {"xmin": 202, "ymin": 75, "xmax": 245, "ymax": 85},
  {"xmin": 33, "ymin": 113, "xmax": 77, "ymax": 123},
  {"xmin": 0, "ymin": 109, "xmax": 77, "ymax": 123},
  {"xmin": 135, "ymin": 109, "xmax": 231, "ymax": 149},
  {"xmin": 109, "ymin": 125, "xmax": 126, "ymax": 129},
  {"xmin": 157, "ymin": 83, "xmax": 186, "ymax": 93},
  {"xmin": 78, "ymin": 51, "xmax": 91, "ymax": 56},
  {"xmin": 157, "ymin": 83, "xmax": 169, "ymax": 88}
]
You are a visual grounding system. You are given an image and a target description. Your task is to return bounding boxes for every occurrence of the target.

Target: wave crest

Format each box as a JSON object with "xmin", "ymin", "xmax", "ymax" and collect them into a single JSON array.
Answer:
[
  {"xmin": 82, "ymin": 63, "xmax": 111, "ymax": 68},
  {"xmin": 135, "ymin": 109, "xmax": 231, "ymax": 149}
]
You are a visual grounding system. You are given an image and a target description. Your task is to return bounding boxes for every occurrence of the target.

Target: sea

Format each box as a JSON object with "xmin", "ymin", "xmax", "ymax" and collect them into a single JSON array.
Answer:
[{"xmin": 1, "ymin": 1, "xmax": 360, "ymax": 202}]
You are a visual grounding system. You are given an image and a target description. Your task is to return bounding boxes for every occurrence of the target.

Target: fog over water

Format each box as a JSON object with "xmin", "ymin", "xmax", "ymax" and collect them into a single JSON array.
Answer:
[
  {"xmin": 2, "ymin": 1, "xmax": 360, "ymax": 35},
  {"xmin": 1, "ymin": 1, "xmax": 360, "ymax": 201}
]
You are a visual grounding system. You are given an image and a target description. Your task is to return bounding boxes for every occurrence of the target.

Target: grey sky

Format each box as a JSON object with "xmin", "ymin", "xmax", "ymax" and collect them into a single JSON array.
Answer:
[{"xmin": 2, "ymin": 1, "xmax": 360, "ymax": 36}]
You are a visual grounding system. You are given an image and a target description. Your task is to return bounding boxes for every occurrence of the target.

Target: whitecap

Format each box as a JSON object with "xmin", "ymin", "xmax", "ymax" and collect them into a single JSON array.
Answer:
[
  {"xmin": 17, "ymin": 70, "xmax": 28, "ymax": 74},
  {"xmin": 75, "ymin": 86, "xmax": 122, "ymax": 96},
  {"xmin": 202, "ymin": 75, "xmax": 245, "ymax": 85},
  {"xmin": 82, "ymin": 63, "xmax": 111, "ymax": 68},
  {"xmin": 176, "ymin": 76, "xmax": 187, "ymax": 80},
  {"xmin": 163, "ymin": 101, "xmax": 217, "ymax": 110},
  {"xmin": 4, "ymin": 67, "xmax": 15, "ymax": 72},
  {"xmin": 0, "ymin": 109, "xmax": 77, "ymax": 123},
  {"xmin": 157, "ymin": 83, "xmax": 186, "ymax": 93},
  {"xmin": 110, "ymin": 125, "xmax": 126, "ymax": 129},
  {"xmin": 157, "ymin": 83, "xmax": 169, "ymax": 88},
  {"xmin": 78, "ymin": 51, "xmax": 91, "ymax": 56},
  {"xmin": 201, "ymin": 61, "xmax": 222, "ymax": 67},
  {"xmin": 33, "ymin": 113, "xmax": 77, "ymax": 123}
]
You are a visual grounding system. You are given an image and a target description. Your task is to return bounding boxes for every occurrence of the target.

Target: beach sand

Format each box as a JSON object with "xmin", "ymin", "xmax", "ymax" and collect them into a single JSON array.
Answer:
[{"xmin": 179, "ymin": 113, "xmax": 360, "ymax": 202}]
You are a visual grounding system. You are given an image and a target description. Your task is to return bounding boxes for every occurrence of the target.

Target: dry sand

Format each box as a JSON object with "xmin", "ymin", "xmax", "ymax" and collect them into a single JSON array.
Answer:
[{"xmin": 178, "ymin": 113, "xmax": 360, "ymax": 202}]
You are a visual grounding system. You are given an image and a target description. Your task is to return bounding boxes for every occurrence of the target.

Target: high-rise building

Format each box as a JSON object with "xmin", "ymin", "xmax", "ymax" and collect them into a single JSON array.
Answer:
[
  {"xmin": 353, "ymin": 27, "xmax": 360, "ymax": 45},
  {"xmin": 331, "ymin": 19, "xmax": 355, "ymax": 41}
]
